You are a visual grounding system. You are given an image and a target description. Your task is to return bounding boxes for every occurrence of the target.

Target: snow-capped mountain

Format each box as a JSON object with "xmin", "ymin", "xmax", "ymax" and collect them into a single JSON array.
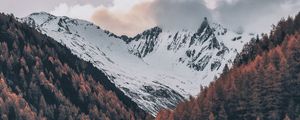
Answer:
[
  {"xmin": 126, "ymin": 17, "xmax": 240, "ymax": 73},
  {"xmin": 20, "ymin": 12, "xmax": 254, "ymax": 116}
]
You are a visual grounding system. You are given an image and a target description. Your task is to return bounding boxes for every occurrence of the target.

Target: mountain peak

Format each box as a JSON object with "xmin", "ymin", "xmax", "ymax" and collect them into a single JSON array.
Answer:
[
  {"xmin": 138, "ymin": 26, "xmax": 162, "ymax": 38},
  {"xmin": 195, "ymin": 17, "xmax": 210, "ymax": 35},
  {"xmin": 204, "ymin": 17, "xmax": 208, "ymax": 21},
  {"xmin": 127, "ymin": 26, "xmax": 162, "ymax": 57},
  {"xmin": 29, "ymin": 11, "xmax": 55, "ymax": 17}
]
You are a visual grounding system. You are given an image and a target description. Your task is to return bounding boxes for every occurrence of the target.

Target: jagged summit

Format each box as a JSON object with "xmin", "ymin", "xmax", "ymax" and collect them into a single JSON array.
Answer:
[
  {"xmin": 20, "ymin": 12, "xmax": 254, "ymax": 116},
  {"xmin": 127, "ymin": 26, "xmax": 162, "ymax": 57},
  {"xmin": 126, "ymin": 17, "xmax": 251, "ymax": 73},
  {"xmin": 29, "ymin": 11, "xmax": 55, "ymax": 17},
  {"xmin": 196, "ymin": 17, "xmax": 210, "ymax": 34}
]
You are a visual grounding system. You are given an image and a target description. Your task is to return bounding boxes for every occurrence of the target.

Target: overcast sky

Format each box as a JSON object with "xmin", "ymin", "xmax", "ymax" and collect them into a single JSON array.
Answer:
[{"xmin": 1, "ymin": 0, "xmax": 300, "ymax": 36}]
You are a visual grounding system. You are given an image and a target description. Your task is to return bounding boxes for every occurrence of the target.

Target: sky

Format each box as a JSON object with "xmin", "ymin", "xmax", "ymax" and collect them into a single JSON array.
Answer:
[{"xmin": 1, "ymin": 0, "xmax": 300, "ymax": 36}]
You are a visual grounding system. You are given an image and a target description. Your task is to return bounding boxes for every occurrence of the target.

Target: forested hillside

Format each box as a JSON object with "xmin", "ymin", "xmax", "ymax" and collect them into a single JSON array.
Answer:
[
  {"xmin": 234, "ymin": 12, "xmax": 300, "ymax": 67},
  {"xmin": 0, "ymin": 13, "xmax": 152, "ymax": 120},
  {"xmin": 156, "ymin": 12, "xmax": 300, "ymax": 120}
]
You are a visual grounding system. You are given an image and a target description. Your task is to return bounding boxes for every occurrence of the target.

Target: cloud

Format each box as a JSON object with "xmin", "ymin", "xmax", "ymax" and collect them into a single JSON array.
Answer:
[
  {"xmin": 0, "ymin": 0, "xmax": 112, "ymax": 17},
  {"xmin": 5, "ymin": 0, "xmax": 298, "ymax": 36},
  {"xmin": 50, "ymin": 3, "xmax": 98, "ymax": 21},
  {"xmin": 91, "ymin": 1, "xmax": 156, "ymax": 36},
  {"xmin": 91, "ymin": 0, "xmax": 212, "ymax": 36},
  {"xmin": 214, "ymin": 0, "xmax": 300, "ymax": 33},
  {"xmin": 65, "ymin": 0, "xmax": 299, "ymax": 36},
  {"xmin": 204, "ymin": 0, "xmax": 219, "ymax": 9},
  {"xmin": 151, "ymin": 0, "xmax": 212, "ymax": 31}
]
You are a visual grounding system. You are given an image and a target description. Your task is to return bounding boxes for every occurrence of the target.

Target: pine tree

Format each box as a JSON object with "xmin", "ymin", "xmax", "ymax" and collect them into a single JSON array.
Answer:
[
  {"xmin": 283, "ymin": 114, "xmax": 291, "ymax": 120},
  {"xmin": 218, "ymin": 105, "xmax": 228, "ymax": 120},
  {"xmin": 222, "ymin": 64, "xmax": 229, "ymax": 75},
  {"xmin": 295, "ymin": 12, "xmax": 300, "ymax": 30},
  {"xmin": 209, "ymin": 112, "xmax": 215, "ymax": 120}
]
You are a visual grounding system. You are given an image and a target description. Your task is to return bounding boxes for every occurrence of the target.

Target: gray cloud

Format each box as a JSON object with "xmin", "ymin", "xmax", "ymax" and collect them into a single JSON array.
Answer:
[
  {"xmin": 151, "ymin": 0, "xmax": 212, "ymax": 31},
  {"xmin": 215, "ymin": 0, "xmax": 300, "ymax": 33},
  {"xmin": 91, "ymin": 0, "xmax": 212, "ymax": 36},
  {"xmin": 0, "ymin": 0, "xmax": 112, "ymax": 17},
  {"xmin": 1, "ymin": 0, "xmax": 299, "ymax": 36},
  {"xmin": 92, "ymin": 0, "xmax": 300, "ymax": 36}
]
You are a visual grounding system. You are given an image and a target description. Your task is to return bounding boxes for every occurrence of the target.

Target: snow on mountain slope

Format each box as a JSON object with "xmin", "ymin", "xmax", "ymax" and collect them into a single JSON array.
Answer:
[
  {"xmin": 124, "ymin": 17, "xmax": 253, "ymax": 86},
  {"xmin": 20, "ymin": 12, "xmax": 254, "ymax": 116}
]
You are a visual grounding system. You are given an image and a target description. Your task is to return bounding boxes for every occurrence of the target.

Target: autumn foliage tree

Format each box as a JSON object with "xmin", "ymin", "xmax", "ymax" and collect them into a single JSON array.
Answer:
[
  {"xmin": 0, "ymin": 13, "xmax": 152, "ymax": 120},
  {"xmin": 156, "ymin": 12, "xmax": 300, "ymax": 120}
]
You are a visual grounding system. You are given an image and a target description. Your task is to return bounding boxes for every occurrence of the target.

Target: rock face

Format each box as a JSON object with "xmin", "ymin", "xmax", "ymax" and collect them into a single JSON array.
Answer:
[
  {"xmin": 128, "ymin": 27, "xmax": 162, "ymax": 58},
  {"xmin": 20, "ymin": 12, "xmax": 254, "ymax": 116},
  {"xmin": 126, "ymin": 17, "xmax": 252, "ymax": 75}
]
